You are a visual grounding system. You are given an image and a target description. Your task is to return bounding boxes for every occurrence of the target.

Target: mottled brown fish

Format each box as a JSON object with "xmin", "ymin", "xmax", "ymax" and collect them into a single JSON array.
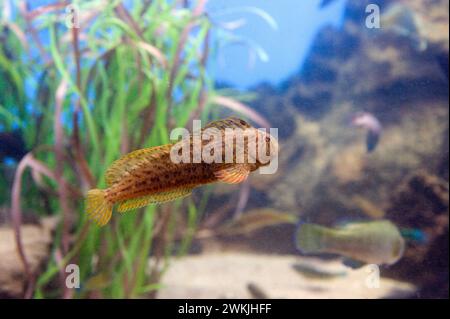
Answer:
[{"xmin": 85, "ymin": 117, "xmax": 278, "ymax": 226}]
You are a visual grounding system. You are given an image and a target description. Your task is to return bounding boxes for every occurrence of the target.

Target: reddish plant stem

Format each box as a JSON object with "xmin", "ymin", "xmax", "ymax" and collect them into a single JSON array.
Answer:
[
  {"xmin": 18, "ymin": 1, "xmax": 52, "ymax": 64},
  {"xmin": 11, "ymin": 154, "xmax": 34, "ymax": 298},
  {"xmin": 54, "ymin": 79, "xmax": 71, "ymax": 252},
  {"xmin": 70, "ymin": 16, "xmax": 96, "ymax": 189},
  {"xmin": 167, "ymin": 0, "xmax": 207, "ymax": 108},
  {"xmin": 137, "ymin": 86, "xmax": 157, "ymax": 148}
]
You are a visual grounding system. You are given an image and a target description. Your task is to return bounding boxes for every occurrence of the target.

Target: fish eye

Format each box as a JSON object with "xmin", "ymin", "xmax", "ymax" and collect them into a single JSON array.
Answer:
[{"xmin": 265, "ymin": 136, "xmax": 270, "ymax": 143}]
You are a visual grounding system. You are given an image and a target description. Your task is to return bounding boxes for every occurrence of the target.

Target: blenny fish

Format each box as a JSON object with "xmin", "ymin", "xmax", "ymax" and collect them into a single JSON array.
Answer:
[{"xmin": 85, "ymin": 117, "xmax": 278, "ymax": 226}]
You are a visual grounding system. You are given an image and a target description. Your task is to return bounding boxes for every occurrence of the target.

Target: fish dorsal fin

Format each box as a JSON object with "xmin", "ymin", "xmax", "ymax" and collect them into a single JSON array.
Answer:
[
  {"xmin": 214, "ymin": 164, "xmax": 250, "ymax": 184},
  {"xmin": 116, "ymin": 187, "xmax": 193, "ymax": 213},
  {"xmin": 203, "ymin": 117, "xmax": 251, "ymax": 131},
  {"xmin": 105, "ymin": 145, "xmax": 171, "ymax": 186}
]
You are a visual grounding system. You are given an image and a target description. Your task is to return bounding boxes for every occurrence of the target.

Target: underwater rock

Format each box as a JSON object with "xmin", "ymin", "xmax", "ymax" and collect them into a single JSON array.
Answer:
[
  {"xmin": 0, "ymin": 217, "xmax": 56, "ymax": 298},
  {"xmin": 263, "ymin": 105, "xmax": 447, "ymax": 228},
  {"xmin": 201, "ymin": 0, "xmax": 448, "ymax": 238},
  {"xmin": 245, "ymin": 0, "xmax": 448, "ymax": 227},
  {"xmin": 383, "ymin": 171, "xmax": 449, "ymax": 298}
]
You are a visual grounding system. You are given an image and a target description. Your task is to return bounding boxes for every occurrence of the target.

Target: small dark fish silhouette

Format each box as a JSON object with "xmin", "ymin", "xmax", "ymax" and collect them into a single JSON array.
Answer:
[
  {"xmin": 247, "ymin": 282, "xmax": 269, "ymax": 299},
  {"xmin": 0, "ymin": 130, "xmax": 27, "ymax": 162},
  {"xmin": 351, "ymin": 112, "xmax": 382, "ymax": 153},
  {"xmin": 319, "ymin": 0, "xmax": 337, "ymax": 9},
  {"xmin": 292, "ymin": 263, "xmax": 347, "ymax": 280}
]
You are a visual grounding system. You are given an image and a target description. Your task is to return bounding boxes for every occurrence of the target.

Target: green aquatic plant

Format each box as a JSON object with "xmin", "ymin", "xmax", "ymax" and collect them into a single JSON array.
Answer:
[{"xmin": 0, "ymin": 0, "xmax": 273, "ymax": 299}]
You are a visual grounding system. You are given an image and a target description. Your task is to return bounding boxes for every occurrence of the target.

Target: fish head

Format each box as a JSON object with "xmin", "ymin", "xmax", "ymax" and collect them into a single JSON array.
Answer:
[{"xmin": 219, "ymin": 123, "xmax": 279, "ymax": 169}]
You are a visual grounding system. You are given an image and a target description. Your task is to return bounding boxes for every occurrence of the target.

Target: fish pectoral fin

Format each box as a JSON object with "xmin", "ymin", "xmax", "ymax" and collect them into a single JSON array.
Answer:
[
  {"xmin": 116, "ymin": 188, "xmax": 193, "ymax": 213},
  {"xmin": 105, "ymin": 145, "xmax": 172, "ymax": 186},
  {"xmin": 214, "ymin": 164, "xmax": 250, "ymax": 184}
]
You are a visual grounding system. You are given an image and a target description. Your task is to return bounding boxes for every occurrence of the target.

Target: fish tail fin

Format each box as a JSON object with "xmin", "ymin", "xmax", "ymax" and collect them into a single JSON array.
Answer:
[
  {"xmin": 85, "ymin": 189, "xmax": 113, "ymax": 226},
  {"xmin": 295, "ymin": 221, "xmax": 330, "ymax": 254}
]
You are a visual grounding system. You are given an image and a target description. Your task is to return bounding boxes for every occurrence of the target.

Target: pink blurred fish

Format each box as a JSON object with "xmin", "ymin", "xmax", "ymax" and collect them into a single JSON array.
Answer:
[{"xmin": 351, "ymin": 112, "xmax": 382, "ymax": 153}]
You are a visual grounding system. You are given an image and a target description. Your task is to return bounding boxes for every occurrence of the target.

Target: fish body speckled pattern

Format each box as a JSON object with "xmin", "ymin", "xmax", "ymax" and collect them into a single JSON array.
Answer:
[{"xmin": 85, "ymin": 117, "xmax": 278, "ymax": 226}]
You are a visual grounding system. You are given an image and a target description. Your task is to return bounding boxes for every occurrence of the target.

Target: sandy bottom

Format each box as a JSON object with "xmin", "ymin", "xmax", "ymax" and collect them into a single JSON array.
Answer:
[{"xmin": 156, "ymin": 252, "xmax": 416, "ymax": 299}]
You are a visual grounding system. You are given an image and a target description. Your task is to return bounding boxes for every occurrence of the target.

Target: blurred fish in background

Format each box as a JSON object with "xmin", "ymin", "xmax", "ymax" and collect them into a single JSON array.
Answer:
[
  {"xmin": 247, "ymin": 282, "xmax": 270, "ymax": 299},
  {"xmin": 292, "ymin": 263, "xmax": 347, "ymax": 280},
  {"xmin": 319, "ymin": 0, "xmax": 337, "ymax": 9},
  {"xmin": 350, "ymin": 112, "xmax": 382, "ymax": 153},
  {"xmin": 295, "ymin": 220, "xmax": 405, "ymax": 268},
  {"xmin": 217, "ymin": 208, "xmax": 297, "ymax": 237}
]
